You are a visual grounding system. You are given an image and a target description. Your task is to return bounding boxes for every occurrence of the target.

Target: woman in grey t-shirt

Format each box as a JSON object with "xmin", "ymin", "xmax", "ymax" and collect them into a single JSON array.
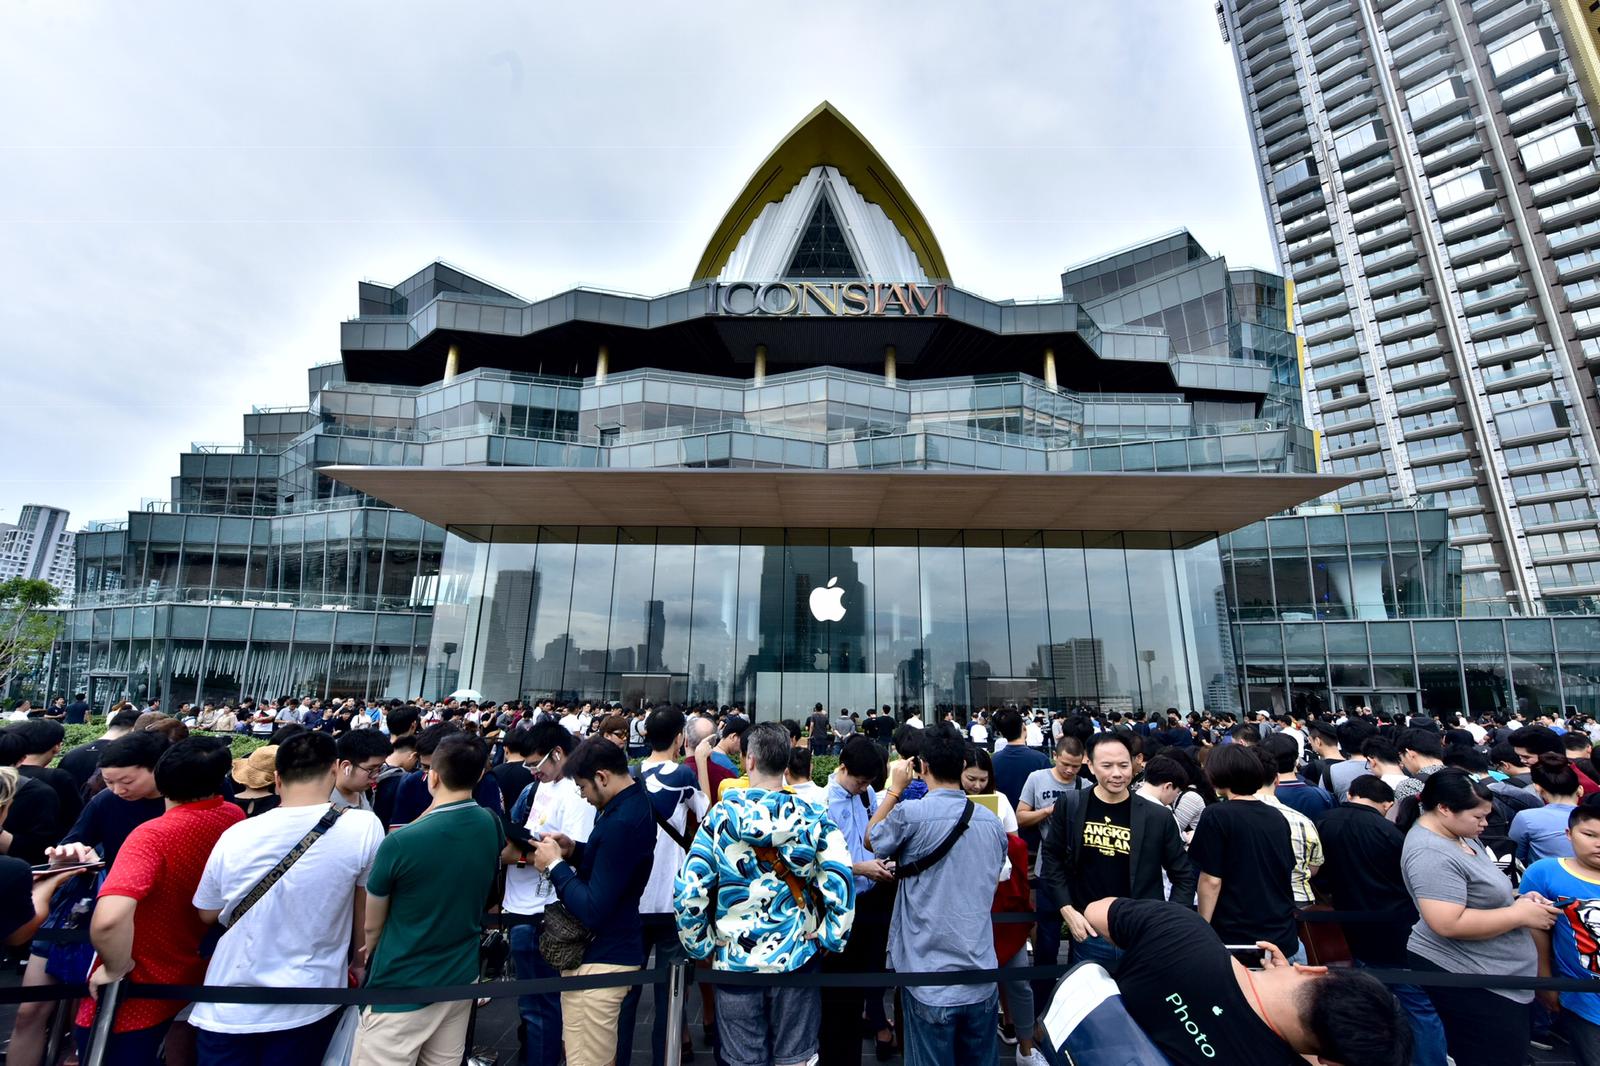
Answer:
[{"xmin": 1400, "ymin": 768, "xmax": 1560, "ymax": 1066}]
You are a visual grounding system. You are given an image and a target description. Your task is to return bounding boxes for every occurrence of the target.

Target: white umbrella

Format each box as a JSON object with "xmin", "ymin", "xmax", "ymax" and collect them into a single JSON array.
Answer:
[{"xmin": 447, "ymin": 688, "xmax": 484, "ymax": 702}]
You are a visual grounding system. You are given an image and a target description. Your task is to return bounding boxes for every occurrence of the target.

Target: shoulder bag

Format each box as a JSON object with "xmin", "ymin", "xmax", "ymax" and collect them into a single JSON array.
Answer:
[
  {"xmin": 222, "ymin": 807, "xmax": 345, "ymax": 929},
  {"xmin": 893, "ymin": 798, "xmax": 975, "ymax": 879},
  {"xmin": 539, "ymin": 901, "xmax": 594, "ymax": 972}
]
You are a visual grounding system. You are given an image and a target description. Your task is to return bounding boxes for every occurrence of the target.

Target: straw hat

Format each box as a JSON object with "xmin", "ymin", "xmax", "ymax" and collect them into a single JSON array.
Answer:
[{"xmin": 232, "ymin": 745, "xmax": 278, "ymax": 790}]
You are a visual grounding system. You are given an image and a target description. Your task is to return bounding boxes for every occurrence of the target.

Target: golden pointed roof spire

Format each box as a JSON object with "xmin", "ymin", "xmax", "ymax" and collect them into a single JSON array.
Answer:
[{"xmin": 692, "ymin": 102, "xmax": 951, "ymax": 284}]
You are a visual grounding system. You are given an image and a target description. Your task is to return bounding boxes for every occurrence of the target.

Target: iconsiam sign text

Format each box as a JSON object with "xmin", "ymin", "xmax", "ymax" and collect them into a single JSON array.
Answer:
[{"xmin": 708, "ymin": 280, "xmax": 949, "ymax": 318}]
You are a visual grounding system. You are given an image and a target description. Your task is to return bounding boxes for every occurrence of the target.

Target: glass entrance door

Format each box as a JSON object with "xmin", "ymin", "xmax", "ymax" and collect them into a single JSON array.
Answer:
[
  {"xmin": 617, "ymin": 673, "xmax": 688, "ymax": 710},
  {"xmin": 1334, "ymin": 689, "xmax": 1419, "ymax": 717}
]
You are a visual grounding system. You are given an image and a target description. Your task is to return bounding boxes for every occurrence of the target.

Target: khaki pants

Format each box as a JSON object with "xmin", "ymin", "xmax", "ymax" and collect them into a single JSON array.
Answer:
[
  {"xmin": 561, "ymin": 963, "xmax": 639, "ymax": 1066},
  {"xmin": 350, "ymin": 999, "xmax": 471, "ymax": 1066}
]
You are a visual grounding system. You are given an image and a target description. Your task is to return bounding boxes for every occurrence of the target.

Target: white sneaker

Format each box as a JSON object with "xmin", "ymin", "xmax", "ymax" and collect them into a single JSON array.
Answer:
[{"xmin": 1015, "ymin": 1049, "xmax": 1049, "ymax": 1066}]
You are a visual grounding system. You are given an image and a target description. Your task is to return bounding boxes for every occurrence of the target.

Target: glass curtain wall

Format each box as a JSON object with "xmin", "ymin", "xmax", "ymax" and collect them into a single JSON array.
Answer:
[{"xmin": 427, "ymin": 526, "xmax": 1221, "ymax": 720}]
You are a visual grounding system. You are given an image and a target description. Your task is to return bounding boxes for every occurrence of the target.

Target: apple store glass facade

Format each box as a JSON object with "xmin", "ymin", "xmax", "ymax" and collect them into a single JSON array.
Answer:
[{"xmin": 424, "ymin": 526, "xmax": 1240, "ymax": 721}]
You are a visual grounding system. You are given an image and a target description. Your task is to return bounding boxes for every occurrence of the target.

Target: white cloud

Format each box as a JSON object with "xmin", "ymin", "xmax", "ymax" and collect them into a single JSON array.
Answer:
[{"xmin": 0, "ymin": 0, "xmax": 1274, "ymax": 527}]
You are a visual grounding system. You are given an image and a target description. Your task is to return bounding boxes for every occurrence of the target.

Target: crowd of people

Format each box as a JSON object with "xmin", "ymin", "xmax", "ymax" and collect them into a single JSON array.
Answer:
[{"xmin": 1, "ymin": 692, "xmax": 1598, "ymax": 1064}]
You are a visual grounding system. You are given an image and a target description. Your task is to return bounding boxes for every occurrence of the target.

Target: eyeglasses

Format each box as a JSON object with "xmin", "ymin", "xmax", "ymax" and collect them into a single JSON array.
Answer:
[
  {"xmin": 606, "ymin": 731, "xmax": 626, "ymax": 742},
  {"xmin": 532, "ymin": 750, "xmax": 561, "ymax": 774}
]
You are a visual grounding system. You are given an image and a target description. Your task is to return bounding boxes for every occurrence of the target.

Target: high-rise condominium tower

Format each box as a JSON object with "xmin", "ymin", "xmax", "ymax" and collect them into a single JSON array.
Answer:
[{"xmin": 1216, "ymin": 0, "xmax": 1600, "ymax": 614}]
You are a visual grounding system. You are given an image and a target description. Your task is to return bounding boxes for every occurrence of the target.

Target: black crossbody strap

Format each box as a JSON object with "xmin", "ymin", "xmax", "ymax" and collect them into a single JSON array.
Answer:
[
  {"xmin": 652, "ymin": 805, "xmax": 693, "ymax": 852},
  {"xmin": 222, "ymin": 807, "xmax": 345, "ymax": 928},
  {"xmin": 895, "ymin": 799, "xmax": 975, "ymax": 879}
]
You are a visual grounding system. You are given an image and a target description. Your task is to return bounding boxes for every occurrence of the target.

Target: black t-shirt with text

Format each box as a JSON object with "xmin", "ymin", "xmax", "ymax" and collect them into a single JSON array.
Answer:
[
  {"xmin": 1074, "ymin": 791, "xmax": 1133, "ymax": 906},
  {"xmin": 1187, "ymin": 798, "xmax": 1297, "ymax": 955},
  {"xmin": 1109, "ymin": 899, "xmax": 1303, "ymax": 1066}
]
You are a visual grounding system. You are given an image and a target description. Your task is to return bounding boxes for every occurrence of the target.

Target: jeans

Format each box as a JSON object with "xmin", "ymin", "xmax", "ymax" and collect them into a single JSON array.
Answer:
[
  {"xmin": 902, "ymin": 989, "xmax": 999, "ymax": 1066},
  {"xmin": 194, "ymin": 1011, "xmax": 343, "ymax": 1066},
  {"xmin": 1407, "ymin": 951, "xmax": 1530, "ymax": 1066},
  {"xmin": 713, "ymin": 982, "xmax": 821, "ymax": 1066},
  {"xmin": 1353, "ymin": 960, "xmax": 1447, "ymax": 1066},
  {"xmin": 615, "ymin": 915, "xmax": 686, "ymax": 1066},
  {"xmin": 1068, "ymin": 933, "xmax": 1123, "ymax": 973},
  {"xmin": 509, "ymin": 917, "xmax": 563, "ymax": 1066}
]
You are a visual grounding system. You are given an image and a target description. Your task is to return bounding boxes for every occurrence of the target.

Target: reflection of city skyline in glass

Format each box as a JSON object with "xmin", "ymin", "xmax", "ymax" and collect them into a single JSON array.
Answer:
[{"xmin": 443, "ymin": 528, "xmax": 1230, "ymax": 721}]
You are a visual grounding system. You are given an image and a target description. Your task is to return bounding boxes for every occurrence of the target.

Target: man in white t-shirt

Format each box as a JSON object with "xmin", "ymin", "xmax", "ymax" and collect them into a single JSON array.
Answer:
[
  {"xmin": 501, "ymin": 722, "xmax": 595, "ymax": 1066},
  {"xmin": 191, "ymin": 731, "xmax": 385, "ymax": 1061}
]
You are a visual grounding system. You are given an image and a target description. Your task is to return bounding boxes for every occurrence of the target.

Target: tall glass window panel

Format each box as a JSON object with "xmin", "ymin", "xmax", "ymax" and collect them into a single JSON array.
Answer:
[
  {"xmin": 1557, "ymin": 618, "xmax": 1600, "ymax": 717},
  {"xmin": 198, "ymin": 641, "xmax": 248, "ymax": 702},
  {"xmin": 1284, "ymin": 622, "xmax": 1330, "ymax": 718},
  {"xmin": 919, "ymin": 530, "xmax": 971, "ymax": 718},
  {"xmin": 1002, "ymin": 531, "xmax": 1052, "ymax": 690},
  {"xmin": 1325, "ymin": 623, "xmax": 1370, "ymax": 689},
  {"xmin": 828, "ymin": 530, "xmax": 876, "ymax": 715},
  {"xmin": 688, "ymin": 530, "xmax": 740, "ymax": 707},
  {"xmin": 562, "ymin": 529, "xmax": 617, "ymax": 701},
  {"xmin": 783, "ymin": 530, "xmax": 833, "ymax": 683},
  {"xmin": 1083, "ymin": 533, "xmax": 1139, "ymax": 715},
  {"xmin": 1225, "ymin": 523, "xmax": 1274, "ymax": 620},
  {"xmin": 1460, "ymin": 620, "xmax": 1510, "ymax": 718},
  {"xmin": 1369, "ymin": 622, "xmax": 1417, "ymax": 690},
  {"xmin": 1345, "ymin": 515, "xmax": 1392, "ymax": 619},
  {"xmin": 1044, "ymin": 532, "xmax": 1098, "ymax": 708},
  {"xmin": 1241, "ymin": 624, "xmax": 1287, "ymax": 716},
  {"xmin": 963, "ymin": 531, "xmax": 1013, "ymax": 683},
  {"xmin": 425, "ymin": 530, "xmax": 490, "ymax": 700},
  {"xmin": 650, "ymin": 528, "xmax": 695, "ymax": 677},
  {"xmin": 606, "ymin": 528, "xmax": 658, "ymax": 677},
  {"xmin": 1415, "ymin": 621, "xmax": 1465, "ymax": 718},
  {"xmin": 735, "ymin": 529, "xmax": 785, "ymax": 716},
  {"xmin": 1507, "ymin": 620, "xmax": 1561, "ymax": 718},
  {"xmin": 1267, "ymin": 520, "xmax": 1312, "ymax": 619},
  {"xmin": 873, "ymin": 531, "xmax": 922, "ymax": 713},
  {"xmin": 522, "ymin": 528, "xmax": 578, "ymax": 700},
  {"xmin": 1125, "ymin": 532, "xmax": 1191, "ymax": 713},
  {"xmin": 1307, "ymin": 516, "xmax": 1352, "ymax": 620},
  {"xmin": 1390, "ymin": 551, "xmax": 1427, "ymax": 619},
  {"xmin": 473, "ymin": 532, "xmax": 539, "ymax": 701},
  {"xmin": 1174, "ymin": 535, "xmax": 1238, "ymax": 716},
  {"xmin": 373, "ymin": 615, "xmax": 418, "ymax": 700}
]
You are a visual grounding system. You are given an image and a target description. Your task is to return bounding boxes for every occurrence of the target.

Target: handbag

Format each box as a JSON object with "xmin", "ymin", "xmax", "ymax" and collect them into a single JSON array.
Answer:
[{"xmin": 538, "ymin": 902, "xmax": 594, "ymax": 972}]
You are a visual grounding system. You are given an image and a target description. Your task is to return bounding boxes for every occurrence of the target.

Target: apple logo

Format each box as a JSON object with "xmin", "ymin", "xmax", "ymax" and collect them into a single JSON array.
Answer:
[{"xmin": 808, "ymin": 577, "xmax": 846, "ymax": 622}]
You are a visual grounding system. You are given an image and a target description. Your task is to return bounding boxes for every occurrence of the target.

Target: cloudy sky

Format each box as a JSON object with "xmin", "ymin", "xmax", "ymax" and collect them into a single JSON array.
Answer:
[{"xmin": 0, "ymin": 0, "xmax": 1276, "ymax": 531}]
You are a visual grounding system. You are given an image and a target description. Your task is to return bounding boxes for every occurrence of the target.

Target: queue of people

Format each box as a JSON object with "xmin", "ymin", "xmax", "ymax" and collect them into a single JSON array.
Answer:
[{"xmin": 6, "ymin": 693, "xmax": 1600, "ymax": 1065}]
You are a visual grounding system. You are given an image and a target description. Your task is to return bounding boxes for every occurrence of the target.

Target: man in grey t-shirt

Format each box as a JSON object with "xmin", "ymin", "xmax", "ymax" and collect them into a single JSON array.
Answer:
[
  {"xmin": 866, "ymin": 725, "xmax": 1005, "ymax": 1065},
  {"xmin": 1017, "ymin": 738, "xmax": 1091, "ymax": 859}
]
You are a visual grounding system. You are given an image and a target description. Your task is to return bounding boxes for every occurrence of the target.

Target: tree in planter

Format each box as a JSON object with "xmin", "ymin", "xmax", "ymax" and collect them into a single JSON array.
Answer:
[{"xmin": 0, "ymin": 578, "xmax": 62, "ymax": 701}]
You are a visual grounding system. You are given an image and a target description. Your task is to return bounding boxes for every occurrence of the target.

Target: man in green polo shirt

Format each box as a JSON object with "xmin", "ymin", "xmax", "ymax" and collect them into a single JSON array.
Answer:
[{"xmin": 353, "ymin": 733, "xmax": 503, "ymax": 1066}]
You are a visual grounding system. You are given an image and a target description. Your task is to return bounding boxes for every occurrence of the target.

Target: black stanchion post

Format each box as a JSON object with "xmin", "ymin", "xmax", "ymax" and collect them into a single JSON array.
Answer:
[
  {"xmin": 82, "ymin": 979, "xmax": 124, "ymax": 1066},
  {"xmin": 664, "ymin": 963, "xmax": 688, "ymax": 1066}
]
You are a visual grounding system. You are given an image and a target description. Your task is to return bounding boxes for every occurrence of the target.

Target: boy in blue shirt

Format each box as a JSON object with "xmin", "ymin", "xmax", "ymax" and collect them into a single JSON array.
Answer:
[{"xmin": 1522, "ymin": 796, "xmax": 1600, "ymax": 1063}]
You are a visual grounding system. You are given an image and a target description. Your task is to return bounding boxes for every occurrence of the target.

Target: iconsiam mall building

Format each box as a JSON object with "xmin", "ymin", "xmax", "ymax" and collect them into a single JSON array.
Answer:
[
  {"xmin": 328, "ymin": 102, "xmax": 1342, "ymax": 720},
  {"xmin": 59, "ymin": 103, "xmax": 1600, "ymax": 722}
]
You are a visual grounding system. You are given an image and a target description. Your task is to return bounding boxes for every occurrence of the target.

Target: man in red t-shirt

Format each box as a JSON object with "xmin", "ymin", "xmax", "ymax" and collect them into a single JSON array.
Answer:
[{"xmin": 76, "ymin": 738, "xmax": 244, "ymax": 1062}]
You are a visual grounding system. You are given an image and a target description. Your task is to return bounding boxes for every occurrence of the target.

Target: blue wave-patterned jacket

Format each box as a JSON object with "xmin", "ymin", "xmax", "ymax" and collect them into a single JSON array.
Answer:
[{"xmin": 674, "ymin": 787, "xmax": 856, "ymax": 972}]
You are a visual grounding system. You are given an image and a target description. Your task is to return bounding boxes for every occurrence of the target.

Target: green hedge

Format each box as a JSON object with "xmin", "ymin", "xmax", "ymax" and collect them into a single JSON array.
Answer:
[{"xmin": 55, "ymin": 724, "xmax": 266, "ymax": 762}]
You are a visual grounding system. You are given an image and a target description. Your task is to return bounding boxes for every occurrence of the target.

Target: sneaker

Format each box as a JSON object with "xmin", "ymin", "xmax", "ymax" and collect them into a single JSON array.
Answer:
[
  {"xmin": 998, "ymin": 1021, "xmax": 1018, "ymax": 1046},
  {"xmin": 1529, "ymin": 1035, "xmax": 1555, "ymax": 1051},
  {"xmin": 1015, "ymin": 1049, "xmax": 1049, "ymax": 1066}
]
